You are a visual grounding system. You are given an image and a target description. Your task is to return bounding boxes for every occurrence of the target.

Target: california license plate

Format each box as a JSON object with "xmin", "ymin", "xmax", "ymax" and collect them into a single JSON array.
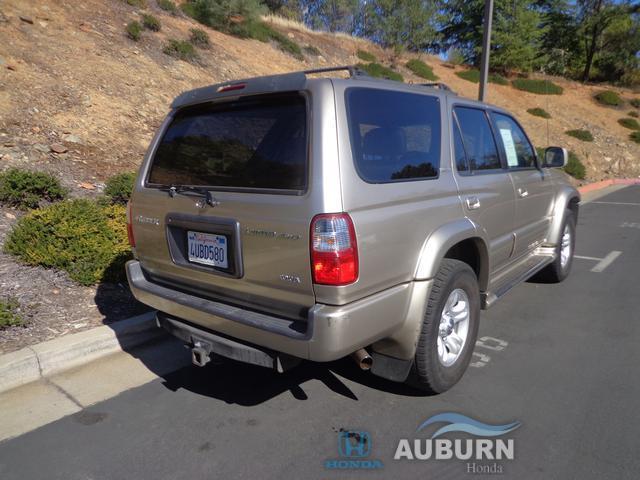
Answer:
[{"xmin": 187, "ymin": 231, "xmax": 228, "ymax": 268}]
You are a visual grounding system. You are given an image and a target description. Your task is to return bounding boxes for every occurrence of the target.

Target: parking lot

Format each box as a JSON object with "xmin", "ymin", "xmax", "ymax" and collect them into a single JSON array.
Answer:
[{"xmin": 1, "ymin": 185, "xmax": 639, "ymax": 479}]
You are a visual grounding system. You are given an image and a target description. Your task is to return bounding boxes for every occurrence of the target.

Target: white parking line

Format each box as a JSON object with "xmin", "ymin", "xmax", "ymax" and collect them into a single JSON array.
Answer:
[
  {"xmin": 591, "ymin": 251, "xmax": 622, "ymax": 273},
  {"xmin": 592, "ymin": 201, "xmax": 640, "ymax": 206},
  {"xmin": 574, "ymin": 255, "xmax": 601, "ymax": 261}
]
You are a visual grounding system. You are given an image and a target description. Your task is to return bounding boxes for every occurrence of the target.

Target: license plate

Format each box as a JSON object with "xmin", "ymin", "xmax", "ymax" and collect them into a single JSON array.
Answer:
[{"xmin": 187, "ymin": 231, "xmax": 228, "ymax": 268}]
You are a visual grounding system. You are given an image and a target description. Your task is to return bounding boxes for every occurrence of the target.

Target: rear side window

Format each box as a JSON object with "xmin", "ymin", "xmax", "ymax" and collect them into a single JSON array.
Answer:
[
  {"xmin": 491, "ymin": 113, "xmax": 536, "ymax": 169},
  {"xmin": 147, "ymin": 93, "xmax": 307, "ymax": 192},
  {"xmin": 454, "ymin": 107, "xmax": 502, "ymax": 171},
  {"xmin": 346, "ymin": 88, "xmax": 441, "ymax": 183}
]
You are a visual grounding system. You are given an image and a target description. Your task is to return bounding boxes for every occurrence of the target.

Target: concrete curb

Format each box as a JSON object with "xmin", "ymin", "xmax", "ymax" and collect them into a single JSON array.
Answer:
[
  {"xmin": 578, "ymin": 178, "xmax": 640, "ymax": 195},
  {"xmin": 0, "ymin": 311, "xmax": 162, "ymax": 394}
]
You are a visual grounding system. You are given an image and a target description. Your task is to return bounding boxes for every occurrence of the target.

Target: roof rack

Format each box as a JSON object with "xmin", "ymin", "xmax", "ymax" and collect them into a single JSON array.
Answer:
[
  {"xmin": 303, "ymin": 65, "xmax": 367, "ymax": 78},
  {"xmin": 417, "ymin": 82, "xmax": 455, "ymax": 93}
]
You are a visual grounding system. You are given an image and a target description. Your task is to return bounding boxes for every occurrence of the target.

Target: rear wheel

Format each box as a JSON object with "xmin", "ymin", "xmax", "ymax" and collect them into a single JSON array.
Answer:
[
  {"xmin": 408, "ymin": 259, "xmax": 480, "ymax": 393},
  {"xmin": 535, "ymin": 209, "xmax": 576, "ymax": 283}
]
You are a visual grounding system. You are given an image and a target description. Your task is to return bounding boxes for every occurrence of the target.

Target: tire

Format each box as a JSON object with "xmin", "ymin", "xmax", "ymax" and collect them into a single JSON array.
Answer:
[
  {"xmin": 408, "ymin": 259, "xmax": 480, "ymax": 394},
  {"xmin": 535, "ymin": 209, "xmax": 576, "ymax": 283}
]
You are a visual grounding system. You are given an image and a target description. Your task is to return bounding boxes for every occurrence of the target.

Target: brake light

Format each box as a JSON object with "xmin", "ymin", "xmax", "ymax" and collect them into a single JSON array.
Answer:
[
  {"xmin": 310, "ymin": 213, "xmax": 358, "ymax": 285},
  {"xmin": 126, "ymin": 201, "xmax": 135, "ymax": 248},
  {"xmin": 216, "ymin": 82, "xmax": 246, "ymax": 93}
]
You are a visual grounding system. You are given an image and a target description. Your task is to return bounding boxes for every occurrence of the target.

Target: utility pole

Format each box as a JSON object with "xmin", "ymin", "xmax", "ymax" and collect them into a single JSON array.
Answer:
[{"xmin": 478, "ymin": 0, "xmax": 494, "ymax": 102}]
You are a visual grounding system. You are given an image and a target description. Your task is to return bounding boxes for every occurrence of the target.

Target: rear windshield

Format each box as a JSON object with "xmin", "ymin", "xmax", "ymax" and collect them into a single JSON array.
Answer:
[
  {"xmin": 346, "ymin": 88, "xmax": 441, "ymax": 183},
  {"xmin": 147, "ymin": 93, "xmax": 307, "ymax": 192}
]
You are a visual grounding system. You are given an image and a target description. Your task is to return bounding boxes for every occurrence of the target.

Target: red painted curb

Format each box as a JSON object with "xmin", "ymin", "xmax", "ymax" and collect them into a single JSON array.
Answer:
[{"xmin": 578, "ymin": 178, "xmax": 640, "ymax": 195}]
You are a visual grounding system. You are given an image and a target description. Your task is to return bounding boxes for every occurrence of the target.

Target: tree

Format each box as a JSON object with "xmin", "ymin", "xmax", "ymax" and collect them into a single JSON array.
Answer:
[{"xmin": 305, "ymin": 0, "xmax": 360, "ymax": 33}]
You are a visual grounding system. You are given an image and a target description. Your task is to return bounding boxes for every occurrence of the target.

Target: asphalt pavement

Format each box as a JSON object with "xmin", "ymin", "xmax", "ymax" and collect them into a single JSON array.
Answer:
[{"xmin": 1, "ymin": 186, "xmax": 639, "ymax": 480}]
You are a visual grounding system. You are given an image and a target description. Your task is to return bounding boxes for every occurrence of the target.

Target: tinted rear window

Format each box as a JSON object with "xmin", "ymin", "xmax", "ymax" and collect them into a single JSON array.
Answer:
[
  {"xmin": 346, "ymin": 88, "xmax": 441, "ymax": 183},
  {"xmin": 147, "ymin": 93, "xmax": 307, "ymax": 192}
]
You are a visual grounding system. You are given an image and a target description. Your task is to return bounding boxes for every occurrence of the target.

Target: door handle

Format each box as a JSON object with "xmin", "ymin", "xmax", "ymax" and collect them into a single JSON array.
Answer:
[
  {"xmin": 466, "ymin": 196, "xmax": 481, "ymax": 210},
  {"xmin": 517, "ymin": 188, "xmax": 529, "ymax": 198}
]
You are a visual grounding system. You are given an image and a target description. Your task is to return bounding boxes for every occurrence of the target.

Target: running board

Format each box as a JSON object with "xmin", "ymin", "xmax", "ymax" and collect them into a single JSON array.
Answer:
[{"xmin": 481, "ymin": 255, "xmax": 554, "ymax": 309}]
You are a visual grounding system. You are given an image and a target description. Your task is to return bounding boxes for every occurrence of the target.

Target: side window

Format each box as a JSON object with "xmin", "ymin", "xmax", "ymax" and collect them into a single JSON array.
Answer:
[
  {"xmin": 452, "ymin": 115, "xmax": 468, "ymax": 172},
  {"xmin": 454, "ymin": 107, "xmax": 502, "ymax": 171},
  {"xmin": 346, "ymin": 88, "xmax": 441, "ymax": 183},
  {"xmin": 492, "ymin": 113, "xmax": 536, "ymax": 169}
]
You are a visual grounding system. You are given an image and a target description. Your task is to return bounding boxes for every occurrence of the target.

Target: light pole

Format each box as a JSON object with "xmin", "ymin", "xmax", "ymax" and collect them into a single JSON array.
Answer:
[{"xmin": 478, "ymin": 0, "xmax": 494, "ymax": 102}]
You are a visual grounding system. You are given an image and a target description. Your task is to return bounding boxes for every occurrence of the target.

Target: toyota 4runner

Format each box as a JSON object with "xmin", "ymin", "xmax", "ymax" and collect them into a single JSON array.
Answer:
[{"xmin": 126, "ymin": 66, "xmax": 580, "ymax": 393}]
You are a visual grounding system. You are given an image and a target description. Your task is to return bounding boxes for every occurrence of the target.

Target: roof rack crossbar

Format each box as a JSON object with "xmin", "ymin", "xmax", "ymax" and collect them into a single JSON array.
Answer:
[
  {"xmin": 302, "ymin": 65, "xmax": 366, "ymax": 78},
  {"xmin": 417, "ymin": 82, "xmax": 454, "ymax": 92}
]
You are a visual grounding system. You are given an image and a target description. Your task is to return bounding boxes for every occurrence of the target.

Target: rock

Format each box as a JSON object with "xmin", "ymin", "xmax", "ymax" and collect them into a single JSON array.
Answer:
[
  {"xmin": 50, "ymin": 143, "xmax": 67, "ymax": 153},
  {"xmin": 34, "ymin": 143, "xmax": 49, "ymax": 153},
  {"xmin": 63, "ymin": 134, "xmax": 82, "ymax": 144},
  {"xmin": 6, "ymin": 65, "xmax": 16, "ymax": 71},
  {"xmin": 79, "ymin": 182, "xmax": 95, "ymax": 190},
  {"xmin": 39, "ymin": 21, "xmax": 48, "ymax": 28},
  {"xmin": 287, "ymin": 33, "xmax": 295, "ymax": 39},
  {"xmin": 19, "ymin": 15, "xmax": 33, "ymax": 24},
  {"xmin": 0, "ymin": 11, "xmax": 8, "ymax": 22},
  {"xmin": 5, "ymin": 212, "xmax": 16, "ymax": 220}
]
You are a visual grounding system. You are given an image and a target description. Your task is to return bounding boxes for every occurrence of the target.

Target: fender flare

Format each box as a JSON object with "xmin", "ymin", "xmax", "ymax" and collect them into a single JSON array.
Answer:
[{"xmin": 547, "ymin": 186, "xmax": 580, "ymax": 246}]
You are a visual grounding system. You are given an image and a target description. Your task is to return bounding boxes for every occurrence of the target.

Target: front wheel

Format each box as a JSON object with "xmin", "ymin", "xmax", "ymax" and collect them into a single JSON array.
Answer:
[
  {"xmin": 408, "ymin": 259, "xmax": 480, "ymax": 394},
  {"xmin": 535, "ymin": 209, "xmax": 576, "ymax": 283}
]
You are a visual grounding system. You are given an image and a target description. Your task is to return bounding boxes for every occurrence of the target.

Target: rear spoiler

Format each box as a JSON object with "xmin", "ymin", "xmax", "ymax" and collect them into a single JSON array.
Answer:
[{"xmin": 171, "ymin": 66, "xmax": 364, "ymax": 109}]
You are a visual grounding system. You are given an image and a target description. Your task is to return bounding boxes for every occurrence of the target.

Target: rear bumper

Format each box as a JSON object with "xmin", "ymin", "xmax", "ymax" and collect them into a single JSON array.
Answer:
[{"xmin": 126, "ymin": 260, "xmax": 424, "ymax": 362}]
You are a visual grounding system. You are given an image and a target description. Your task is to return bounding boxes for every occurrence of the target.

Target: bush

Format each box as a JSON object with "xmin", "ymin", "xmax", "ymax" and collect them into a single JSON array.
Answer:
[
  {"xmin": 4, "ymin": 200, "xmax": 131, "ymax": 285},
  {"xmin": 406, "ymin": 59, "xmax": 438, "ymax": 81},
  {"xmin": 263, "ymin": 25, "xmax": 303, "ymax": 60},
  {"xmin": 629, "ymin": 111, "xmax": 639, "ymax": 118},
  {"xmin": 190, "ymin": 0, "xmax": 266, "ymax": 31},
  {"xmin": 455, "ymin": 69, "xmax": 508, "ymax": 85},
  {"xmin": 303, "ymin": 45, "xmax": 320, "ymax": 56},
  {"xmin": 564, "ymin": 151, "xmax": 586, "ymax": 180},
  {"xmin": 0, "ymin": 297, "xmax": 23, "ymax": 329},
  {"xmin": 512, "ymin": 78, "xmax": 563, "ymax": 94},
  {"xmin": 126, "ymin": 21, "xmax": 142, "ymax": 41},
  {"xmin": 527, "ymin": 108, "xmax": 551, "ymax": 119},
  {"xmin": 0, "ymin": 168, "xmax": 67, "ymax": 210},
  {"xmin": 356, "ymin": 49, "xmax": 376, "ymax": 62},
  {"xmin": 125, "ymin": 0, "xmax": 147, "ymax": 6},
  {"xmin": 565, "ymin": 129, "xmax": 594, "ymax": 142},
  {"xmin": 630, "ymin": 98, "xmax": 640, "ymax": 109},
  {"xmin": 189, "ymin": 28, "xmax": 210, "ymax": 48},
  {"xmin": 141, "ymin": 13, "xmax": 161, "ymax": 31},
  {"xmin": 163, "ymin": 39, "xmax": 198, "ymax": 62},
  {"xmin": 157, "ymin": 0, "xmax": 178, "ymax": 13},
  {"xmin": 357, "ymin": 62, "xmax": 403, "ymax": 82},
  {"xmin": 618, "ymin": 118, "xmax": 640, "ymax": 130},
  {"xmin": 630, "ymin": 131, "xmax": 640, "ymax": 144},
  {"xmin": 105, "ymin": 172, "xmax": 136, "ymax": 204},
  {"xmin": 594, "ymin": 90, "xmax": 623, "ymax": 107}
]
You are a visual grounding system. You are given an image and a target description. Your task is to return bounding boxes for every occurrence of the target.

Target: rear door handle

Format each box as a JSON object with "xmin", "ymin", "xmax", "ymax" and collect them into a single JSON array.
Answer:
[
  {"xmin": 517, "ymin": 188, "xmax": 529, "ymax": 198},
  {"xmin": 466, "ymin": 196, "xmax": 481, "ymax": 210}
]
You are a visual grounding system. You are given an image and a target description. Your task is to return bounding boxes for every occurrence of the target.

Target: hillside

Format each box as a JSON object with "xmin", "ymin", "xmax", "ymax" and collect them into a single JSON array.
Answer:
[{"xmin": 1, "ymin": 0, "xmax": 639, "ymax": 191}]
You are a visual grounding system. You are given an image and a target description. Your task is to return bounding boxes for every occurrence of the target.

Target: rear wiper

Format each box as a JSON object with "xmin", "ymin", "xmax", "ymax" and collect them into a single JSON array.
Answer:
[{"xmin": 165, "ymin": 185, "xmax": 218, "ymax": 207}]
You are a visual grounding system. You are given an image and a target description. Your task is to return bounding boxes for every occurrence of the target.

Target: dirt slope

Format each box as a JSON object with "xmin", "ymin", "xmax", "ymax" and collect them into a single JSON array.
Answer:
[{"xmin": 0, "ymin": 0, "xmax": 639, "ymax": 189}]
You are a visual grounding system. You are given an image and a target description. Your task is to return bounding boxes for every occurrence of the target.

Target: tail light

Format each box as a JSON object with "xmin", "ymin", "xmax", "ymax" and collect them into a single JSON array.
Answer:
[
  {"xmin": 126, "ymin": 201, "xmax": 135, "ymax": 248},
  {"xmin": 310, "ymin": 213, "xmax": 358, "ymax": 285}
]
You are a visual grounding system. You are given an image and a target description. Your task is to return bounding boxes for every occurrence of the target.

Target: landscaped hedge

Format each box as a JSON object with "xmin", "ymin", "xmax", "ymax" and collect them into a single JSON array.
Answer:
[
  {"xmin": 594, "ymin": 90, "xmax": 623, "ymax": 107},
  {"xmin": 565, "ymin": 129, "xmax": 594, "ymax": 142},
  {"xmin": 4, "ymin": 199, "xmax": 131, "ymax": 285},
  {"xmin": 406, "ymin": 59, "xmax": 438, "ymax": 81},
  {"xmin": 357, "ymin": 62, "xmax": 403, "ymax": 82},
  {"xmin": 511, "ymin": 78, "xmax": 563, "ymax": 95},
  {"xmin": 0, "ymin": 168, "xmax": 67, "ymax": 210},
  {"xmin": 455, "ymin": 69, "xmax": 508, "ymax": 85},
  {"xmin": 527, "ymin": 108, "xmax": 551, "ymax": 119}
]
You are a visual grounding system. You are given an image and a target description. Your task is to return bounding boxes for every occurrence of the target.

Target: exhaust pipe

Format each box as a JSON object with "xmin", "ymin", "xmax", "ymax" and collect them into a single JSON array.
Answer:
[{"xmin": 351, "ymin": 348, "xmax": 373, "ymax": 371}]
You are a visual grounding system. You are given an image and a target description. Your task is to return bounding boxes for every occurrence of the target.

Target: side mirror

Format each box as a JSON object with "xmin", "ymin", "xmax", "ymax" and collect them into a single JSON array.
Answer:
[{"xmin": 543, "ymin": 147, "xmax": 568, "ymax": 168}]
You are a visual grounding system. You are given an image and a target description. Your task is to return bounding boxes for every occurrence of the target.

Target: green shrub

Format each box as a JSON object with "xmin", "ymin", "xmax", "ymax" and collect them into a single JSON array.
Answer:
[
  {"xmin": 126, "ymin": 21, "xmax": 142, "ymax": 41},
  {"xmin": 455, "ymin": 69, "xmax": 508, "ymax": 85},
  {"xmin": 356, "ymin": 49, "xmax": 376, "ymax": 62},
  {"xmin": 527, "ymin": 108, "xmax": 551, "ymax": 119},
  {"xmin": 141, "ymin": 13, "xmax": 161, "ymax": 31},
  {"xmin": 630, "ymin": 131, "xmax": 640, "ymax": 144},
  {"xmin": 190, "ymin": 0, "xmax": 266, "ymax": 31},
  {"xmin": 511, "ymin": 78, "xmax": 563, "ymax": 95},
  {"xmin": 594, "ymin": 90, "xmax": 623, "ymax": 107},
  {"xmin": 4, "ymin": 200, "xmax": 131, "ymax": 285},
  {"xmin": 630, "ymin": 98, "xmax": 640, "ymax": 109},
  {"xmin": 303, "ymin": 45, "xmax": 321, "ymax": 56},
  {"xmin": 564, "ymin": 151, "xmax": 586, "ymax": 180},
  {"xmin": 405, "ymin": 59, "xmax": 438, "ymax": 81},
  {"xmin": 180, "ymin": 0, "xmax": 197, "ymax": 18},
  {"xmin": 0, "ymin": 297, "xmax": 23, "ymax": 329},
  {"xmin": 357, "ymin": 62, "xmax": 403, "ymax": 82},
  {"xmin": 189, "ymin": 28, "xmax": 210, "ymax": 48},
  {"xmin": 0, "ymin": 168, "xmax": 67, "ymax": 210},
  {"xmin": 263, "ymin": 25, "xmax": 303, "ymax": 60},
  {"xmin": 618, "ymin": 118, "xmax": 640, "ymax": 130},
  {"xmin": 565, "ymin": 129, "xmax": 594, "ymax": 142},
  {"xmin": 125, "ymin": 0, "xmax": 147, "ymax": 6},
  {"xmin": 105, "ymin": 172, "xmax": 136, "ymax": 204},
  {"xmin": 157, "ymin": 0, "xmax": 178, "ymax": 13},
  {"xmin": 163, "ymin": 39, "xmax": 198, "ymax": 62},
  {"xmin": 629, "ymin": 111, "xmax": 639, "ymax": 118}
]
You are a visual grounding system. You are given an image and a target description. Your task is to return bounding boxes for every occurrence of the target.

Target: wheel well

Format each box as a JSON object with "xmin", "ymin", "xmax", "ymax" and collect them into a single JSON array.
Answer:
[
  {"xmin": 443, "ymin": 238, "xmax": 489, "ymax": 291},
  {"xmin": 568, "ymin": 197, "xmax": 580, "ymax": 217}
]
